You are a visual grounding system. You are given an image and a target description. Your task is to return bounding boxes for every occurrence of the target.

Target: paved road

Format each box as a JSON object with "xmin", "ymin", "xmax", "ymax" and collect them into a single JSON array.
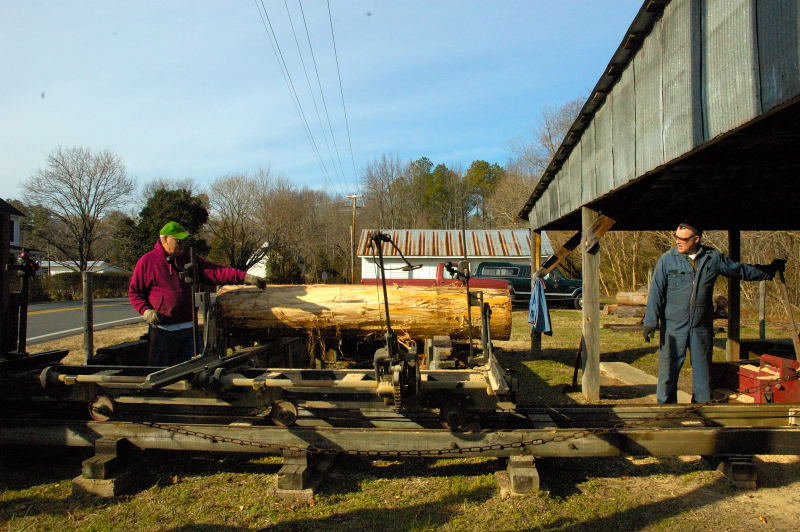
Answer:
[{"xmin": 26, "ymin": 298, "xmax": 142, "ymax": 345}]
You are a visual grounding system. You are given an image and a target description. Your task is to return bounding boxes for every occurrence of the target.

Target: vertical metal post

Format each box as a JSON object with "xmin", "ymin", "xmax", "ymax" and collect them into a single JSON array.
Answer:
[
  {"xmin": 581, "ymin": 207, "xmax": 600, "ymax": 401},
  {"xmin": 758, "ymin": 280, "xmax": 766, "ymax": 340},
  {"xmin": 83, "ymin": 271, "xmax": 94, "ymax": 364},
  {"xmin": 18, "ymin": 266, "xmax": 30, "ymax": 354},
  {"xmin": 726, "ymin": 230, "xmax": 741, "ymax": 361},
  {"xmin": 530, "ymin": 230, "xmax": 542, "ymax": 358}
]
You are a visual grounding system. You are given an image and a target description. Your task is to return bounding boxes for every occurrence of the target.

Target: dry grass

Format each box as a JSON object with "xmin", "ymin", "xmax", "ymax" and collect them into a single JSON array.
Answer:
[{"xmin": 34, "ymin": 323, "xmax": 148, "ymax": 365}]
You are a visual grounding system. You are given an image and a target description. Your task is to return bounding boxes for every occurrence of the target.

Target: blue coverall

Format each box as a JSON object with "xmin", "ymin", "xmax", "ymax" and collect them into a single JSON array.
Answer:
[{"xmin": 643, "ymin": 246, "xmax": 773, "ymax": 403}]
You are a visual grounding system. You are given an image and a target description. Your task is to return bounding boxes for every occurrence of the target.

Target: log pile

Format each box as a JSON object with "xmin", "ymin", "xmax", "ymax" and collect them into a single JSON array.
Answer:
[
  {"xmin": 215, "ymin": 284, "xmax": 512, "ymax": 341},
  {"xmin": 603, "ymin": 286, "xmax": 648, "ymax": 318}
]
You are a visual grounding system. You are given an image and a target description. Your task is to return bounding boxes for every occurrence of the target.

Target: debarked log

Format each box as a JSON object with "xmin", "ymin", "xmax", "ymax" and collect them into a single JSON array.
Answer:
[{"xmin": 215, "ymin": 284, "xmax": 512, "ymax": 340}]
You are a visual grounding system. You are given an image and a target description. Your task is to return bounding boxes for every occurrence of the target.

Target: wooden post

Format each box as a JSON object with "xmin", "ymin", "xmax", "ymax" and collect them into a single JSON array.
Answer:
[
  {"xmin": 0, "ymin": 214, "xmax": 10, "ymax": 355},
  {"xmin": 581, "ymin": 207, "xmax": 600, "ymax": 401},
  {"xmin": 726, "ymin": 230, "xmax": 741, "ymax": 361},
  {"xmin": 83, "ymin": 271, "xmax": 94, "ymax": 364},
  {"xmin": 758, "ymin": 280, "xmax": 766, "ymax": 340},
  {"xmin": 530, "ymin": 229, "xmax": 542, "ymax": 358}
]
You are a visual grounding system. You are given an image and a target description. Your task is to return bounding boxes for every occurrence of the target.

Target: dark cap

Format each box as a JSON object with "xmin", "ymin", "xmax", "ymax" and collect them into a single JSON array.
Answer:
[{"xmin": 678, "ymin": 220, "xmax": 702, "ymax": 237}]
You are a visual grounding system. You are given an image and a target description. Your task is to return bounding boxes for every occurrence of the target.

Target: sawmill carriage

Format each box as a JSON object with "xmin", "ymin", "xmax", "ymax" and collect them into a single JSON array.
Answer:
[{"xmin": 1, "ymin": 220, "xmax": 798, "ymax": 498}]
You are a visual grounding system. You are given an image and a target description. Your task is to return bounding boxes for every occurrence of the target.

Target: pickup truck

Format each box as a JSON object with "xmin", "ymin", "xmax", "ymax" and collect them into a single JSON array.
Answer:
[
  {"xmin": 361, "ymin": 262, "xmax": 513, "ymax": 295},
  {"xmin": 473, "ymin": 261, "xmax": 583, "ymax": 309}
]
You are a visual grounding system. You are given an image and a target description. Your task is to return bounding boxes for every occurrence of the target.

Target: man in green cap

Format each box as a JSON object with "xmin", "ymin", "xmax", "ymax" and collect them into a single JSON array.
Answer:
[{"xmin": 128, "ymin": 221, "xmax": 266, "ymax": 366}]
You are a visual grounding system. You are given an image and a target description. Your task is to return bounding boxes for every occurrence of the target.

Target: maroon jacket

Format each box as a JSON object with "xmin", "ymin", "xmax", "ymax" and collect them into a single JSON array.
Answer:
[{"xmin": 129, "ymin": 240, "xmax": 246, "ymax": 325}]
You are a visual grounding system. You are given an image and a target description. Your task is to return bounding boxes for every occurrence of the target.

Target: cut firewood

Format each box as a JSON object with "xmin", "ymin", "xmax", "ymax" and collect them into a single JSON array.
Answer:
[
  {"xmin": 615, "ymin": 289, "xmax": 648, "ymax": 306},
  {"xmin": 613, "ymin": 305, "xmax": 646, "ymax": 318},
  {"xmin": 215, "ymin": 284, "xmax": 512, "ymax": 340}
]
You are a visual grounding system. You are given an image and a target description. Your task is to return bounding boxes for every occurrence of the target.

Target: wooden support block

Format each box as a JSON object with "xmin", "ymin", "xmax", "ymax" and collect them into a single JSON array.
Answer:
[
  {"xmin": 81, "ymin": 454, "xmax": 121, "ymax": 480},
  {"xmin": 506, "ymin": 455, "xmax": 541, "ymax": 495},
  {"xmin": 72, "ymin": 437, "xmax": 143, "ymax": 498},
  {"xmin": 72, "ymin": 470, "xmax": 137, "ymax": 498},
  {"xmin": 277, "ymin": 464, "xmax": 311, "ymax": 491},
  {"xmin": 716, "ymin": 455, "xmax": 757, "ymax": 489},
  {"xmin": 275, "ymin": 452, "xmax": 334, "ymax": 501}
]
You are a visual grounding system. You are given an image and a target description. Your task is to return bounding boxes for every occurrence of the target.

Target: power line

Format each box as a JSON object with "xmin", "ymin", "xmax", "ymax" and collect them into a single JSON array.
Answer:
[
  {"xmin": 326, "ymin": 0, "xmax": 359, "ymax": 191},
  {"xmin": 298, "ymin": 0, "xmax": 350, "ymax": 196},
  {"xmin": 282, "ymin": 0, "xmax": 345, "ymax": 198},
  {"xmin": 253, "ymin": 0, "xmax": 335, "ymax": 190}
]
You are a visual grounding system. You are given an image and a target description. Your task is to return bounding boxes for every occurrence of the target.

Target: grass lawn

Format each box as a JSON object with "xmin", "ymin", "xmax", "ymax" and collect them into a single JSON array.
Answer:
[{"xmin": 2, "ymin": 308, "xmax": 799, "ymax": 531}]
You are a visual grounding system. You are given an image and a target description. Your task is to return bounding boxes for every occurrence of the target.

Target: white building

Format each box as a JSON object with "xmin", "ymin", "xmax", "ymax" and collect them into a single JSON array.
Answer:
[{"xmin": 357, "ymin": 229, "xmax": 552, "ymax": 280}]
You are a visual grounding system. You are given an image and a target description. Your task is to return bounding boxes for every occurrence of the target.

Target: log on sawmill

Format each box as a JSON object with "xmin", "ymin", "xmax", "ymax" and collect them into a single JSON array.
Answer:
[{"xmin": 215, "ymin": 284, "xmax": 512, "ymax": 340}]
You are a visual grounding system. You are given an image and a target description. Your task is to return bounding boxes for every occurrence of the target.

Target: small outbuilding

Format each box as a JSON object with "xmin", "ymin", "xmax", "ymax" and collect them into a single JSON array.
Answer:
[{"xmin": 357, "ymin": 229, "xmax": 551, "ymax": 280}]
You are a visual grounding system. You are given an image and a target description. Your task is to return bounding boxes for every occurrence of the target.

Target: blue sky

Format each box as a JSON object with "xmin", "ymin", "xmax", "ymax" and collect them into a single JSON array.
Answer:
[{"xmin": 1, "ymin": 0, "xmax": 643, "ymax": 204}]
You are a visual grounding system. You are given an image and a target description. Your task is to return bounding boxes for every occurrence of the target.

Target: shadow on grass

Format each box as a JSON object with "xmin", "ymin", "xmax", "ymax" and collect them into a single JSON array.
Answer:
[
  {"xmin": 319, "ymin": 455, "xmax": 505, "ymax": 493},
  {"xmin": 271, "ymin": 485, "xmax": 495, "ymax": 531},
  {"xmin": 0, "ymin": 446, "xmax": 91, "ymax": 491},
  {"xmin": 538, "ymin": 455, "xmax": 800, "ymax": 531},
  {"xmin": 496, "ymin": 347, "xmax": 581, "ymax": 406}
]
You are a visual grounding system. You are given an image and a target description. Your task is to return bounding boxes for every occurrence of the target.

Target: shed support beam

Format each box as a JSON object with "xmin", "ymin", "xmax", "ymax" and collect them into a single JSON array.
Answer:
[
  {"xmin": 727, "ymin": 230, "xmax": 742, "ymax": 361},
  {"xmin": 581, "ymin": 207, "xmax": 601, "ymax": 401},
  {"xmin": 530, "ymin": 230, "xmax": 542, "ymax": 358}
]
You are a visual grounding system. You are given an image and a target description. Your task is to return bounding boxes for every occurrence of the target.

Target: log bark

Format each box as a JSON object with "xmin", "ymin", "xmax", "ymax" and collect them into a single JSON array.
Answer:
[{"xmin": 215, "ymin": 284, "xmax": 512, "ymax": 341}]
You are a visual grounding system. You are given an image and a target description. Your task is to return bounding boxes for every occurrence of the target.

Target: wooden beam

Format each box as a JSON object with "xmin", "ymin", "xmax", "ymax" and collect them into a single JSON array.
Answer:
[
  {"xmin": 727, "ymin": 230, "xmax": 741, "ymax": 361},
  {"xmin": 581, "ymin": 207, "xmax": 601, "ymax": 401},
  {"xmin": 3, "ymin": 421, "xmax": 799, "ymax": 458}
]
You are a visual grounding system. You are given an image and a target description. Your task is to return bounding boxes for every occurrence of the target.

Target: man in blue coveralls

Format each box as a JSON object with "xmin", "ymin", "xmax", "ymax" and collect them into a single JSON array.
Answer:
[{"xmin": 643, "ymin": 222, "xmax": 785, "ymax": 404}]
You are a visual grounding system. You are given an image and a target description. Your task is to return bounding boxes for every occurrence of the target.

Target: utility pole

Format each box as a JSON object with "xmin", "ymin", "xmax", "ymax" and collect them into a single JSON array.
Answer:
[{"xmin": 346, "ymin": 194, "xmax": 363, "ymax": 284}]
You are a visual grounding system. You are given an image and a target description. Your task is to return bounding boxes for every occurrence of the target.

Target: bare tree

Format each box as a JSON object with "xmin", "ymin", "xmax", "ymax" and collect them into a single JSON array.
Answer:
[
  {"xmin": 509, "ymin": 97, "xmax": 585, "ymax": 178},
  {"xmin": 207, "ymin": 170, "xmax": 276, "ymax": 271},
  {"xmin": 24, "ymin": 146, "xmax": 135, "ymax": 271}
]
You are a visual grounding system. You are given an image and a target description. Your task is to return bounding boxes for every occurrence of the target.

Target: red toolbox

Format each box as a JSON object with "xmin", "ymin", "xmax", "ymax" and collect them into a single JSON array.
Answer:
[{"xmin": 712, "ymin": 355, "xmax": 800, "ymax": 403}]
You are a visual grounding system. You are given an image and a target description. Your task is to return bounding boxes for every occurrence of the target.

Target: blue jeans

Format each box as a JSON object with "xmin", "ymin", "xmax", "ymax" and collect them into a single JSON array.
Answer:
[
  {"xmin": 656, "ymin": 325, "xmax": 713, "ymax": 404},
  {"xmin": 149, "ymin": 326, "xmax": 197, "ymax": 366}
]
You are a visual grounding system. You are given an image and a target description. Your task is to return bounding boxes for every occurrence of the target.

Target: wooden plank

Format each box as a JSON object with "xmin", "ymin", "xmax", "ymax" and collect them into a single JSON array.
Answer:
[
  {"xmin": 535, "ymin": 214, "xmax": 616, "ymax": 278},
  {"xmin": 727, "ymin": 230, "xmax": 742, "ymax": 361}
]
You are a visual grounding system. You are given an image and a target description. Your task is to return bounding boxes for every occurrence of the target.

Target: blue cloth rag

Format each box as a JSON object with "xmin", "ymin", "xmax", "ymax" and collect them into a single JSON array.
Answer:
[{"xmin": 528, "ymin": 277, "xmax": 552, "ymax": 335}]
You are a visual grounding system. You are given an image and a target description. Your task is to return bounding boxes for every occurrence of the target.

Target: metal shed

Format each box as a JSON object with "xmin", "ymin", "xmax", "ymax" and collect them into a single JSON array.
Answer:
[{"xmin": 517, "ymin": 0, "xmax": 800, "ymax": 399}]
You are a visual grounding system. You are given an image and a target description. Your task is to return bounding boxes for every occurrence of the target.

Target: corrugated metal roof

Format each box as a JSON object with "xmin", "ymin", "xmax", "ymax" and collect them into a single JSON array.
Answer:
[
  {"xmin": 357, "ymin": 229, "xmax": 552, "ymax": 258},
  {"xmin": 518, "ymin": 0, "xmax": 666, "ymax": 221}
]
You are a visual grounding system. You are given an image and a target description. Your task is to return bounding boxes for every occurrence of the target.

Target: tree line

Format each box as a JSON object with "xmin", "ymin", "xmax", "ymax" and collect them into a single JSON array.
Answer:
[{"xmin": 8, "ymin": 98, "xmax": 799, "ymax": 314}]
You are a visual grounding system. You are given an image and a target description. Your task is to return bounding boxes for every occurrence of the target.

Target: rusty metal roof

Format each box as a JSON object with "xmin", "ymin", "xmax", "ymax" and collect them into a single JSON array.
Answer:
[{"xmin": 357, "ymin": 229, "xmax": 550, "ymax": 258}]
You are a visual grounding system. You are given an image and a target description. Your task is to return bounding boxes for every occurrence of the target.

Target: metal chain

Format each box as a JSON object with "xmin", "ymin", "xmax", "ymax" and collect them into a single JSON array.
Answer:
[{"xmin": 125, "ymin": 370, "xmax": 798, "ymax": 457}]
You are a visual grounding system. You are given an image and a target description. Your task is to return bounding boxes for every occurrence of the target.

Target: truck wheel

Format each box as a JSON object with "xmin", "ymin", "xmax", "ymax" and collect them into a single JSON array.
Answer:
[{"xmin": 573, "ymin": 292, "xmax": 583, "ymax": 310}]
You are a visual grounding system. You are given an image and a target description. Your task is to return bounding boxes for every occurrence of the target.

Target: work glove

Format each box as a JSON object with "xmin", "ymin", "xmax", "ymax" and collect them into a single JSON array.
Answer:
[
  {"xmin": 244, "ymin": 274, "xmax": 267, "ymax": 290},
  {"xmin": 767, "ymin": 258, "xmax": 787, "ymax": 275},
  {"xmin": 143, "ymin": 309, "xmax": 160, "ymax": 325},
  {"xmin": 643, "ymin": 325, "xmax": 656, "ymax": 343}
]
